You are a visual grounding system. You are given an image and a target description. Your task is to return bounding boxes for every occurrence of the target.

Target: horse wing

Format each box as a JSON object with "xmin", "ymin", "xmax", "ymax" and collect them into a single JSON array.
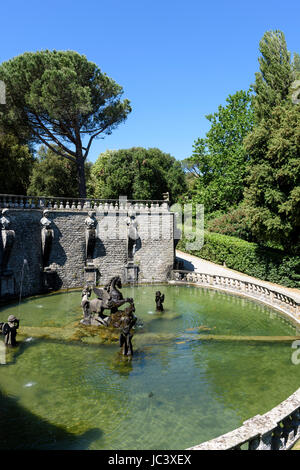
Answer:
[{"xmin": 93, "ymin": 287, "xmax": 105, "ymax": 299}]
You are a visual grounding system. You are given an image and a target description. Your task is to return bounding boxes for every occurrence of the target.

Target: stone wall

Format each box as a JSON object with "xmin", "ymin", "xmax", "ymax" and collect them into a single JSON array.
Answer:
[{"xmin": 0, "ymin": 208, "xmax": 175, "ymax": 298}]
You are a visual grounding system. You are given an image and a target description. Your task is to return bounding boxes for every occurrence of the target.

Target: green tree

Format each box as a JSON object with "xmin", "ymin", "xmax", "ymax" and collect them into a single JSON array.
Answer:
[
  {"xmin": 244, "ymin": 30, "xmax": 300, "ymax": 253},
  {"xmin": 89, "ymin": 147, "xmax": 187, "ymax": 203},
  {"xmin": 252, "ymin": 30, "xmax": 293, "ymax": 120},
  {"xmin": 0, "ymin": 50, "xmax": 131, "ymax": 198},
  {"xmin": 293, "ymin": 52, "xmax": 300, "ymax": 77},
  {"xmin": 183, "ymin": 90, "xmax": 254, "ymax": 212},
  {"xmin": 27, "ymin": 145, "xmax": 92, "ymax": 198},
  {"xmin": 0, "ymin": 133, "xmax": 34, "ymax": 194}
]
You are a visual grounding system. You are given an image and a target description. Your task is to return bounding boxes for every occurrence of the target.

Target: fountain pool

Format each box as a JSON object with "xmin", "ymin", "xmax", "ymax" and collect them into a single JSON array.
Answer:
[{"xmin": 0, "ymin": 284, "xmax": 299, "ymax": 450}]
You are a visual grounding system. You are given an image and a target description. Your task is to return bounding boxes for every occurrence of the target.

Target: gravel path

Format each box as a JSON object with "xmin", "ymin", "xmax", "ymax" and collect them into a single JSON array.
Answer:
[{"xmin": 176, "ymin": 250, "xmax": 300, "ymax": 303}]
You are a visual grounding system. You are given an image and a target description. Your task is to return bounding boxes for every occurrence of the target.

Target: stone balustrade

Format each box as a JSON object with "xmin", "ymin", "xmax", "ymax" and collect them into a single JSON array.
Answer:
[
  {"xmin": 0, "ymin": 194, "xmax": 169, "ymax": 212},
  {"xmin": 169, "ymin": 270, "xmax": 300, "ymax": 320},
  {"xmin": 169, "ymin": 269, "xmax": 300, "ymax": 450}
]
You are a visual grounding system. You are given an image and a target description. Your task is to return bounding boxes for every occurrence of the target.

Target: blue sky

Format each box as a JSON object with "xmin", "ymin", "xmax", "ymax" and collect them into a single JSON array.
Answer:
[{"xmin": 0, "ymin": 0, "xmax": 299, "ymax": 163}]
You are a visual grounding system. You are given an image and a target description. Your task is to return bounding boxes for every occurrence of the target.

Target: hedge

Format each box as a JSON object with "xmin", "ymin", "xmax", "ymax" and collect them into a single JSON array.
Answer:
[{"xmin": 177, "ymin": 231, "xmax": 300, "ymax": 288}]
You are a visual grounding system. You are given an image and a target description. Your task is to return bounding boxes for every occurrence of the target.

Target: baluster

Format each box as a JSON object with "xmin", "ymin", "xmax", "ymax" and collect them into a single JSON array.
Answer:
[
  {"xmin": 232, "ymin": 444, "xmax": 242, "ymax": 450},
  {"xmin": 65, "ymin": 201, "xmax": 70, "ymax": 209},
  {"xmin": 291, "ymin": 409, "xmax": 300, "ymax": 439},
  {"xmin": 281, "ymin": 416, "xmax": 294, "ymax": 448},
  {"xmin": 84, "ymin": 199, "xmax": 91, "ymax": 209},
  {"xmin": 248, "ymin": 437, "xmax": 260, "ymax": 450}
]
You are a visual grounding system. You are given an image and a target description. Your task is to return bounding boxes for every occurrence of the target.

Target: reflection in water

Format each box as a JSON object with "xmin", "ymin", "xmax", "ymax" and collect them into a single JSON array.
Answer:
[{"xmin": 0, "ymin": 285, "xmax": 299, "ymax": 450}]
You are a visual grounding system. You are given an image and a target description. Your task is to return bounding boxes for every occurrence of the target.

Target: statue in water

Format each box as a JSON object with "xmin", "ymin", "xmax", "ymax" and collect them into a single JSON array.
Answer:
[
  {"xmin": 118, "ymin": 303, "xmax": 136, "ymax": 356},
  {"xmin": 0, "ymin": 315, "xmax": 19, "ymax": 346},
  {"xmin": 155, "ymin": 291, "xmax": 165, "ymax": 312},
  {"xmin": 81, "ymin": 276, "xmax": 133, "ymax": 326},
  {"xmin": 80, "ymin": 276, "xmax": 138, "ymax": 356}
]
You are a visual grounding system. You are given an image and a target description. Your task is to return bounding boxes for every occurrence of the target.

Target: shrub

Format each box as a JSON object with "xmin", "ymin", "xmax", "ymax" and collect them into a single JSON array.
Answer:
[{"xmin": 206, "ymin": 206, "xmax": 253, "ymax": 241}]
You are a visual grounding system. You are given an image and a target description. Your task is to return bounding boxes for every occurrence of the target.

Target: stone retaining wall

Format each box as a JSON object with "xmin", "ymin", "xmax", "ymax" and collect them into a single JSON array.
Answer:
[{"xmin": 0, "ymin": 199, "xmax": 175, "ymax": 298}]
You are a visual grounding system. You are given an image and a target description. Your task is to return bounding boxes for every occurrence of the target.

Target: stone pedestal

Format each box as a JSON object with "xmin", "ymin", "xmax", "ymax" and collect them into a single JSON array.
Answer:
[
  {"xmin": 0, "ymin": 271, "xmax": 15, "ymax": 297},
  {"xmin": 84, "ymin": 263, "xmax": 99, "ymax": 286},
  {"xmin": 124, "ymin": 262, "xmax": 139, "ymax": 283}
]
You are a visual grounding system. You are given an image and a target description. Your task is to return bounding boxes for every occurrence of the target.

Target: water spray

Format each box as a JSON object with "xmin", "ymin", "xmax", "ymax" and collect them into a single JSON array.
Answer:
[{"xmin": 18, "ymin": 259, "xmax": 28, "ymax": 318}]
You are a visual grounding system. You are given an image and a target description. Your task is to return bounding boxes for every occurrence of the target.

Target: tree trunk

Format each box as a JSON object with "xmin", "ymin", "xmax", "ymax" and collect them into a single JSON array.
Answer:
[{"xmin": 76, "ymin": 157, "xmax": 87, "ymax": 199}]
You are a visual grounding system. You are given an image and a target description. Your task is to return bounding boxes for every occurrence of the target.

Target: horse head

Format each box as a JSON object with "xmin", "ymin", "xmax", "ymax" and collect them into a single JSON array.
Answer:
[
  {"xmin": 111, "ymin": 276, "xmax": 122, "ymax": 290},
  {"xmin": 82, "ymin": 286, "xmax": 92, "ymax": 298}
]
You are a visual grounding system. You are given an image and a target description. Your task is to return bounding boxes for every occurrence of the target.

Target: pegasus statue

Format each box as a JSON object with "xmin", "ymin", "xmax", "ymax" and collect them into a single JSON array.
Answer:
[{"xmin": 81, "ymin": 276, "xmax": 134, "ymax": 326}]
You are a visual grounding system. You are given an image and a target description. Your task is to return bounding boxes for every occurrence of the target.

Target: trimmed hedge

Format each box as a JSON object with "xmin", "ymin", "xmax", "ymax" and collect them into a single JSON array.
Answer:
[{"xmin": 177, "ymin": 231, "xmax": 300, "ymax": 288}]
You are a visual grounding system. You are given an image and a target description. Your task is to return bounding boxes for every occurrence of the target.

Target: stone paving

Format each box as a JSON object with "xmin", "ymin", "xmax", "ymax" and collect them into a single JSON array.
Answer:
[{"xmin": 176, "ymin": 250, "xmax": 300, "ymax": 303}]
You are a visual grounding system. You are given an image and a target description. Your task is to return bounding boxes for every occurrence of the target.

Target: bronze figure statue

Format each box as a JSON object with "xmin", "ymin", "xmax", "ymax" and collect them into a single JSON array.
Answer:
[
  {"xmin": 0, "ymin": 315, "xmax": 19, "ymax": 346},
  {"xmin": 155, "ymin": 291, "xmax": 165, "ymax": 311},
  {"xmin": 119, "ymin": 303, "xmax": 136, "ymax": 356}
]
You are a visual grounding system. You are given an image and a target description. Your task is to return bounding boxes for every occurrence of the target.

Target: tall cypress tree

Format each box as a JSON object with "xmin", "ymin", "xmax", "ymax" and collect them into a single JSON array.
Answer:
[
  {"xmin": 253, "ymin": 30, "xmax": 293, "ymax": 121},
  {"xmin": 244, "ymin": 31, "xmax": 300, "ymax": 254}
]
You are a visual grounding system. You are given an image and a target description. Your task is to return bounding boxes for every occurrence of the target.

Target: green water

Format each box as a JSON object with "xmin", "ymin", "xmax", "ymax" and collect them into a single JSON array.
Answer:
[{"xmin": 0, "ymin": 285, "xmax": 299, "ymax": 450}]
